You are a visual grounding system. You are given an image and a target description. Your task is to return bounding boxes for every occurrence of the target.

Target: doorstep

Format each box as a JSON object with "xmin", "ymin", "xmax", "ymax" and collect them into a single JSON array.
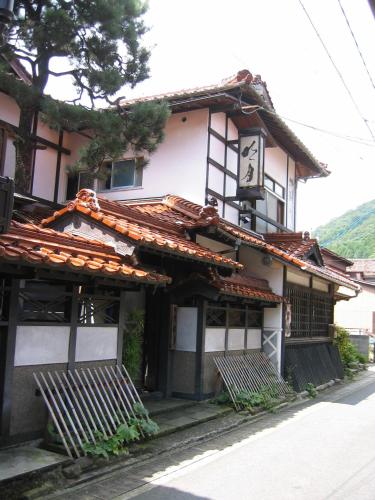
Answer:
[
  {"xmin": 152, "ymin": 401, "xmax": 233, "ymax": 437},
  {"xmin": 0, "ymin": 445, "xmax": 71, "ymax": 484}
]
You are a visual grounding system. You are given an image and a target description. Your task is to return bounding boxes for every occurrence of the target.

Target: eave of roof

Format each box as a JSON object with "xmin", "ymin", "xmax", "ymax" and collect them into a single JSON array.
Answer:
[
  {"xmin": 120, "ymin": 71, "xmax": 328, "ymax": 179},
  {"xmin": 0, "ymin": 221, "xmax": 170, "ymax": 285},
  {"xmin": 118, "ymin": 194, "xmax": 359, "ymax": 291},
  {"xmin": 42, "ymin": 197, "xmax": 242, "ymax": 271},
  {"xmin": 209, "ymin": 270, "xmax": 283, "ymax": 303}
]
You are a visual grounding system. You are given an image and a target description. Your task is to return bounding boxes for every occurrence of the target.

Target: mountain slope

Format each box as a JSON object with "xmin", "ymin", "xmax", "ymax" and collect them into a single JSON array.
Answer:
[{"xmin": 313, "ymin": 199, "xmax": 375, "ymax": 258}]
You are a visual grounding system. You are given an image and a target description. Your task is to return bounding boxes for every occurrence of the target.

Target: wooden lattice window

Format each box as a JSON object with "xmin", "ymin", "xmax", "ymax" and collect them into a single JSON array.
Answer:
[
  {"xmin": 19, "ymin": 281, "xmax": 71, "ymax": 323},
  {"xmin": 286, "ymin": 284, "xmax": 333, "ymax": 338},
  {"xmin": 78, "ymin": 295, "xmax": 119, "ymax": 325},
  {"xmin": 206, "ymin": 307, "xmax": 226, "ymax": 327}
]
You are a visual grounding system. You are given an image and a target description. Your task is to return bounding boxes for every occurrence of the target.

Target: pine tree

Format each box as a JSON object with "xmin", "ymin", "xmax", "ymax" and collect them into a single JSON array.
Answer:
[{"xmin": 0, "ymin": 0, "xmax": 169, "ymax": 192}]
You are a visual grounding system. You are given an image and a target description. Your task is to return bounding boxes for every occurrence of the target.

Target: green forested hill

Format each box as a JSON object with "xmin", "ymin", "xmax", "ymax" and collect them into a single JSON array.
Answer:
[{"xmin": 313, "ymin": 199, "xmax": 375, "ymax": 258}]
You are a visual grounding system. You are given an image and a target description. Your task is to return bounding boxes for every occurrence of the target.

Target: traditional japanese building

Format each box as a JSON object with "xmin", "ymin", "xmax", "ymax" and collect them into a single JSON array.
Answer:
[{"xmin": 0, "ymin": 67, "xmax": 361, "ymax": 447}]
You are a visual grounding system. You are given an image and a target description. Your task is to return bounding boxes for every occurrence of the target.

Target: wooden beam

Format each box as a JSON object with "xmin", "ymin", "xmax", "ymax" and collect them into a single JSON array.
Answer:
[
  {"xmin": 194, "ymin": 298, "xmax": 206, "ymax": 400},
  {"xmin": 0, "ymin": 279, "xmax": 20, "ymax": 436},
  {"xmin": 0, "ymin": 118, "xmax": 71, "ymax": 155}
]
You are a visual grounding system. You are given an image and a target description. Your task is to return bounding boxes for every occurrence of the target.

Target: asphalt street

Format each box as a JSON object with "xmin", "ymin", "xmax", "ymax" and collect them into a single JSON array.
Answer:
[{"xmin": 120, "ymin": 369, "xmax": 375, "ymax": 500}]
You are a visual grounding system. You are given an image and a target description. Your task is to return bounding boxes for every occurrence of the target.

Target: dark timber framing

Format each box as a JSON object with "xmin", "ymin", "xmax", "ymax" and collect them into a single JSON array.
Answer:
[{"xmin": 0, "ymin": 279, "xmax": 20, "ymax": 437}]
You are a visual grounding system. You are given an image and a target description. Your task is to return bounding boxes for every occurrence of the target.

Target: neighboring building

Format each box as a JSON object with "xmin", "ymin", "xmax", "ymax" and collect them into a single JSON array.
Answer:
[{"xmin": 334, "ymin": 259, "xmax": 375, "ymax": 336}]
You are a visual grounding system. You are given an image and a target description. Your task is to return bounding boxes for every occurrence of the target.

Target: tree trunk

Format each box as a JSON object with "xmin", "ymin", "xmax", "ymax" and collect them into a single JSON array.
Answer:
[{"xmin": 14, "ymin": 106, "xmax": 36, "ymax": 194}]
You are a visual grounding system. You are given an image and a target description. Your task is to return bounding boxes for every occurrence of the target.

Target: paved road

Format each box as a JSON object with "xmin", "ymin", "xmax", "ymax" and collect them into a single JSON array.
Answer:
[{"xmin": 51, "ymin": 369, "xmax": 375, "ymax": 500}]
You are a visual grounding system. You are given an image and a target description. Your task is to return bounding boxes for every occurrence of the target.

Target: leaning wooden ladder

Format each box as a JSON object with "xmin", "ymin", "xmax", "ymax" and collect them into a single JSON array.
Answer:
[
  {"xmin": 34, "ymin": 364, "xmax": 150, "ymax": 458},
  {"xmin": 214, "ymin": 352, "xmax": 291, "ymax": 411}
]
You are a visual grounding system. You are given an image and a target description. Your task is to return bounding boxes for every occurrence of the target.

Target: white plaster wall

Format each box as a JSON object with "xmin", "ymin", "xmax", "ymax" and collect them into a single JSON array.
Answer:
[
  {"xmin": 99, "ymin": 109, "xmax": 209, "ymax": 206},
  {"xmin": 239, "ymin": 246, "xmax": 284, "ymax": 370},
  {"xmin": 196, "ymin": 234, "xmax": 236, "ymax": 261},
  {"xmin": 335, "ymin": 288, "xmax": 375, "ymax": 332},
  {"xmin": 312, "ymin": 277, "xmax": 330, "ymax": 292},
  {"xmin": 14, "ymin": 326, "xmax": 70, "ymax": 366},
  {"xmin": 3, "ymin": 137, "xmax": 16, "ymax": 178},
  {"xmin": 246, "ymin": 328, "xmax": 262, "ymax": 349},
  {"xmin": 205, "ymin": 328, "xmax": 226, "ymax": 352},
  {"xmin": 287, "ymin": 157, "xmax": 296, "ymax": 230},
  {"xmin": 209, "ymin": 134, "xmax": 226, "ymax": 167},
  {"xmin": 0, "ymin": 92, "xmax": 20, "ymax": 126},
  {"xmin": 175, "ymin": 307, "xmax": 197, "ymax": 352},
  {"xmin": 227, "ymin": 118, "xmax": 238, "ymax": 141},
  {"xmin": 286, "ymin": 268, "xmax": 310, "ymax": 287},
  {"xmin": 228, "ymin": 328, "xmax": 245, "ymax": 350},
  {"xmin": 239, "ymin": 246, "xmax": 284, "ymax": 295},
  {"xmin": 32, "ymin": 148, "xmax": 57, "ymax": 200},
  {"xmin": 225, "ymin": 174, "xmax": 237, "ymax": 197},
  {"xmin": 224, "ymin": 204, "xmax": 239, "ymax": 225},
  {"xmin": 264, "ymin": 146, "xmax": 288, "ymax": 187},
  {"xmin": 75, "ymin": 326, "xmax": 118, "ymax": 362},
  {"xmin": 227, "ymin": 148, "xmax": 238, "ymax": 175},
  {"xmin": 208, "ymin": 164, "xmax": 224, "ymax": 193},
  {"xmin": 59, "ymin": 131, "xmax": 90, "ymax": 202},
  {"xmin": 210, "ymin": 112, "xmax": 226, "ymax": 137}
]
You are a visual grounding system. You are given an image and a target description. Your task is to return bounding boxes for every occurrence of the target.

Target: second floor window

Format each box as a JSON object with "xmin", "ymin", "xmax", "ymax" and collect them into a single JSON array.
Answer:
[{"xmin": 100, "ymin": 159, "xmax": 143, "ymax": 190}]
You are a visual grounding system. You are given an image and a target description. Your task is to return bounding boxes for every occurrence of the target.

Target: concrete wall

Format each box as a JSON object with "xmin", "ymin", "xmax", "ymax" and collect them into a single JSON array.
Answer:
[
  {"xmin": 349, "ymin": 335, "xmax": 369, "ymax": 358},
  {"xmin": 10, "ymin": 359, "xmax": 116, "ymax": 437}
]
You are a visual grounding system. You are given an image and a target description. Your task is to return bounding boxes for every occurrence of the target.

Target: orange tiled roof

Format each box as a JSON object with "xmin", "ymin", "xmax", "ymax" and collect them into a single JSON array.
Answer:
[
  {"xmin": 42, "ymin": 191, "xmax": 242, "ymax": 270},
  {"xmin": 0, "ymin": 221, "xmax": 170, "ymax": 285},
  {"xmin": 127, "ymin": 194, "xmax": 359, "ymax": 290},
  {"xmin": 263, "ymin": 232, "xmax": 319, "ymax": 259},
  {"xmin": 209, "ymin": 270, "xmax": 283, "ymax": 303}
]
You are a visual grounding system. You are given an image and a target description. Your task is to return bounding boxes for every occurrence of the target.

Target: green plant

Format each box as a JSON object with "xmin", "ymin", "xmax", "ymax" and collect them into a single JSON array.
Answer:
[
  {"xmin": 123, "ymin": 310, "xmax": 144, "ymax": 380},
  {"xmin": 334, "ymin": 326, "xmax": 368, "ymax": 369},
  {"xmin": 305, "ymin": 383, "xmax": 318, "ymax": 398},
  {"xmin": 232, "ymin": 385, "xmax": 280, "ymax": 413},
  {"xmin": 212, "ymin": 391, "xmax": 232, "ymax": 406},
  {"xmin": 83, "ymin": 423, "xmax": 139, "ymax": 459}
]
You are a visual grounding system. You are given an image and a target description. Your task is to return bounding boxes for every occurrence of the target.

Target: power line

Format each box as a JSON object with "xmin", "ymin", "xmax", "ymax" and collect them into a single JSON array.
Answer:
[
  {"xmin": 298, "ymin": 0, "xmax": 375, "ymax": 142},
  {"xmin": 337, "ymin": 0, "xmax": 375, "ymax": 92},
  {"xmin": 259, "ymin": 106, "xmax": 375, "ymax": 147}
]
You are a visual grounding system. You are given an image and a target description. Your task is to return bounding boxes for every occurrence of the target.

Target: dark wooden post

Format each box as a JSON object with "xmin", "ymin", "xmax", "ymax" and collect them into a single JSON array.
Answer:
[
  {"xmin": 0, "ymin": 278, "xmax": 20, "ymax": 436},
  {"xmin": 117, "ymin": 291, "xmax": 126, "ymax": 368},
  {"xmin": 68, "ymin": 285, "xmax": 80, "ymax": 371},
  {"xmin": 194, "ymin": 298, "xmax": 206, "ymax": 400}
]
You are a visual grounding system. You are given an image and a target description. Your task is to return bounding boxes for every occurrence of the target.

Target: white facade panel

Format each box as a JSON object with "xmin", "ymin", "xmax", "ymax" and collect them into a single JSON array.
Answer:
[
  {"xmin": 175, "ymin": 307, "xmax": 197, "ymax": 352},
  {"xmin": 210, "ymin": 112, "xmax": 226, "ymax": 137},
  {"xmin": 287, "ymin": 157, "xmax": 296, "ymax": 230},
  {"xmin": 227, "ymin": 147, "xmax": 238, "ymax": 174},
  {"xmin": 312, "ymin": 278, "xmax": 330, "ymax": 292},
  {"xmin": 227, "ymin": 118, "xmax": 238, "ymax": 141},
  {"xmin": 75, "ymin": 326, "xmax": 118, "ymax": 362},
  {"xmin": 287, "ymin": 268, "xmax": 310, "ymax": 287},
  {"xmin": 208, "ymin": 164, "xmax": 224, "ymax": 194},
  {"xmin": 209, "ymin": 135, "xmax": 225, "ymax": 166},
  {"xmin": 3, "ymin": 138, "xmax": 16, "ymax": 178},
  {"xmin": 225, "ymin": 176, "xmax": 237, "ymax": 197},
  {"xmin": 246, "ymin": 328, "xmax": 262, "ymax": 349},
  {"xmin": 264, "ymin": 146, "xmax": 288, "ymax": 187},
  {"xmin": 99, "ymin": 109, "xmax": 209, "ymax": 206},
  {"xmin": 32, "ymin": 148, "xmax": 57, "ymax": 201},
  {"xmin": 14, "ymin": 326, "xmax": 70, "ymax": 366},
  {"xmin": 205, "ymin": 328, "xmax": 226, "ymax": 352},
  {"xmin": 224, "ymin": 204, "xmax": 239, "ymax": 225},
  {"xmin": 228, "ymin": 328, "xmax": 245, "ymax": 350}
]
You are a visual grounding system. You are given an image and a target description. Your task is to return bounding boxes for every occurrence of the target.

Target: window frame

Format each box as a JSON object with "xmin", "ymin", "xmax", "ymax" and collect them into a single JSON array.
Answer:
[{"xmin": 100, "ymin": 158, "xmax": 143, "ymax": 191}]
